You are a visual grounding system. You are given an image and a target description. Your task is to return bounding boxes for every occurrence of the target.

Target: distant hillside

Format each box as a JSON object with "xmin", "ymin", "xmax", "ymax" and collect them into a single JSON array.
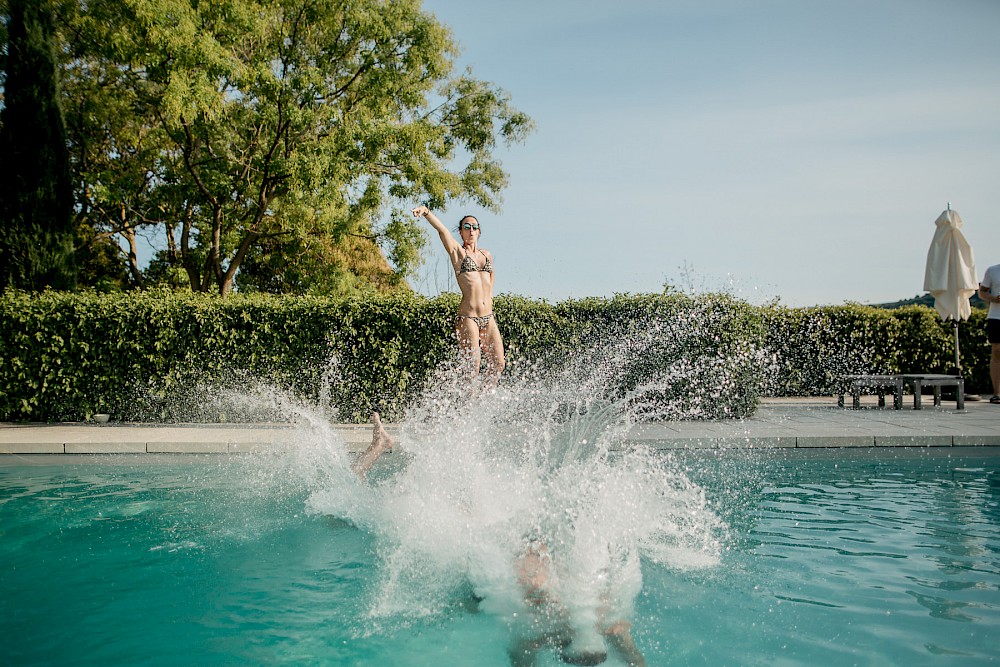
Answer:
[{"xmin": 873, "ymin": 292, "xmax": 987, "ymax": 310}]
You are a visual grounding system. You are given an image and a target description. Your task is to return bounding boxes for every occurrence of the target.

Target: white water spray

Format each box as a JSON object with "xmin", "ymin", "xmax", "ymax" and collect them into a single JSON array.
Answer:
[{"xmin": 296, "ymin": 315, "xmax": 739, "ymax": 657}]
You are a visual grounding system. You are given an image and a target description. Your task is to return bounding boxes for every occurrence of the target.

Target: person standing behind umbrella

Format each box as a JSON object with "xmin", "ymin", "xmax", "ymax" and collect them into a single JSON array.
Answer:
[{"xmin": 979, "ymin": 263, "xmax": 1000, "ymax": 404}]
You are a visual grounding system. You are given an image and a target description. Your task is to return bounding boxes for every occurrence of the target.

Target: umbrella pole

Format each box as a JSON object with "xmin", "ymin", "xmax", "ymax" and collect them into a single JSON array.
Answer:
[{"xmin": 953, "ymin": 320, "xmax": 961, "ymax": 376}]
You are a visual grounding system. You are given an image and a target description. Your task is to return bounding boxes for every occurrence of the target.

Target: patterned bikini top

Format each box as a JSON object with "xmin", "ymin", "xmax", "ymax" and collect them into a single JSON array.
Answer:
[{"xmin": 457, "ymin": 249, "xmax": 493, "ymax": 275}]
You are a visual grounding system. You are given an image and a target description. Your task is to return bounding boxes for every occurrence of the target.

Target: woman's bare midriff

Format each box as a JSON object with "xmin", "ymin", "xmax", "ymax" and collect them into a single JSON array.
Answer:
[{"xmin": 456, "ymin": 272, "xmax": 494, "ymax": 316}]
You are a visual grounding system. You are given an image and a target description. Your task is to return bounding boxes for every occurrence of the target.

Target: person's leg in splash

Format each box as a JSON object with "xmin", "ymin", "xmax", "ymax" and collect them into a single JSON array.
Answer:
[
  {"xmin": 480, "ymin": 316, "xmax": 506, "ymax": 389},
  {"xmin": 351, "ymin": 412, "xmax": 396, "ymax": 479},
  {"xmin": 455, "ymin": 317, "xmax": 484, "ymax": 383},
  {"xmin": 602, "ymin": 621, "xmax": 645, "ymax": 667}
]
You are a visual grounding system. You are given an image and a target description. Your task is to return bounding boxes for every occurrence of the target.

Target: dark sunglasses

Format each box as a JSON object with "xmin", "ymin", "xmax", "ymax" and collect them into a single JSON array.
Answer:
[{"xmin": 461, "ymin": 223, "xmax": 480, "ymax": 231}]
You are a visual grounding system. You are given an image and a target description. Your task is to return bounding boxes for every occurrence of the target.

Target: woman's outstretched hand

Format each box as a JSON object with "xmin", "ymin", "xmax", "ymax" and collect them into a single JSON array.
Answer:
[{"xmin": 411, "ymin": 205, "xmax": 430, "ymax": 218}]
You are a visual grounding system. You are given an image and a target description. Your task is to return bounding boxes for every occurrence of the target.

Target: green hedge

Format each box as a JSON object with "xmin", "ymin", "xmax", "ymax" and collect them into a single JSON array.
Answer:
[
  {"xmin": 0, "ymin": 291, "xmax": 991, "ymax": 423},
  {"xmin": 0, "ymin": 290, "xmax": 767, "ymax": 422},
  {"xmin": 0, "ymin": 289, "xmax": 470, "ymax": 423},
  {"xmin": 555, "ymin": 293, "xmax": 767, "ymax": 419},
  {"xmin": 762, "ymin": 303, "xmax": 991, "ymax": 396}
]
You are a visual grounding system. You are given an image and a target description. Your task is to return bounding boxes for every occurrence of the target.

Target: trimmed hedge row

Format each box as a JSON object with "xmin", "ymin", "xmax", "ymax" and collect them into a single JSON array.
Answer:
[
  {"xmin": 762, "ymin": 304, "xmax": 991, "ymax": 396},
  {"xmin": 0, "ymin": 290, "xmax": 765, "ymax": 422},
  {"xmin": 554, "ymin": 293, "xmax": 767, "ymax": 419},
  {"xmin": 0, "ymin": 289, "xmax": 469, "ymax": 423},
  {"xmin": 0, "ymin": 291, "xmax": 992, "ymax": 423}
]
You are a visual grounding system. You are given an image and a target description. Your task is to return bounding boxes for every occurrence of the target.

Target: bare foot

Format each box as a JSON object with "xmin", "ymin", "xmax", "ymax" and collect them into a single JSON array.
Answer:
[
  {"xmin": 371, "ymin": 412, "xmax": 395, "ymax": 453},
  {"xmin": 352, "ymin": 413, "xmax": 396, "ymax": 479}
]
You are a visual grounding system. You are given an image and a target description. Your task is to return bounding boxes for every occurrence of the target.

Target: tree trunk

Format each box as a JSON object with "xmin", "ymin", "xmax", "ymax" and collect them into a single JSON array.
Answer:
[
  {"xmin": 210, "ymin": 207, "xmax": 224, "ymax": 292},
  {"xmin": 119, "ymin": 208, "xmax": 143, "ymax": 288},
  {"xmin": 178, "ymin": 203, "xmax": 201, "ymax": 289},
  {"xmin": 219, "ymin": 229, "xmax": 261, "ymax": 296}
]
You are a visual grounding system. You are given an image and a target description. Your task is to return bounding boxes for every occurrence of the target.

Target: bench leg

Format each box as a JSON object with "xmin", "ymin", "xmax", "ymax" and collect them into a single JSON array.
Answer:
[
  {"xmin": 933, "ymin": 386, "xmax": 942, "ymax": 407},
  {"xmin": 913, "ymin": 380, "xmax": 922, "ymax": 410},
  {"xmin": 852, "ymin": 390, "xmax": 861, "ymax": 410},
  {"xmin": 837, "ymin": 393, "xmax": 845, "ymax": 408},
  {"xmin": 957, "ymin": 379, "xmax": 965, "ymax": 410},
  {"xmin": 877, "ymin": 389, "xmax": 885, "ymax": 408},
  {"xmin": 894, "ymin": 379, "xmax": 903, "ymax": 410}
]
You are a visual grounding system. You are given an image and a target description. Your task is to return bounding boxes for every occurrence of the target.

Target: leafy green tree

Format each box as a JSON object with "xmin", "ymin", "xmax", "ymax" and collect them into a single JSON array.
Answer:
[
  {"xmin": 236, "ymin": 208, "xmax": 427, "ymax": 294},
  {"xmin": 61, "ymin": 0, "xmax": 531, "ymax": 295},
  {"xmin": 0, "ymin": 0, "xmax": 76, "ymax": 291},
  {"xmin": 74, "ymin": 218, "xmax": 132, "ymax": 291},
  {"xmin": 61, "ymin": 21, "xmax": 172, "ymax": 290}
]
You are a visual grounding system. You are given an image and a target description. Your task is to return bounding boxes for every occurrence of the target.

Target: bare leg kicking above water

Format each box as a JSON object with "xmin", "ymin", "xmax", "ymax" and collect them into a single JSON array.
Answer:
[{"xmin": 351, "ymin": 413, "xmax": 396, "ymax": 480}]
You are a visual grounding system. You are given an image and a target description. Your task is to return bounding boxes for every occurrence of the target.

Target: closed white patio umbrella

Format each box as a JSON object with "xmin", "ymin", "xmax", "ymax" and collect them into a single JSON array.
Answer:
[{"xmin": 923, "ymin": 205, "xmax": 977, "ymax": 375}]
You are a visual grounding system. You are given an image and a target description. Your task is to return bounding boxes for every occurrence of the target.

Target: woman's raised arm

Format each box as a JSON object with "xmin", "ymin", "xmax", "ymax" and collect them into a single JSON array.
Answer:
[{"xmin": 412, "ymin": 205, "xmax": 458, "ymax": 255}]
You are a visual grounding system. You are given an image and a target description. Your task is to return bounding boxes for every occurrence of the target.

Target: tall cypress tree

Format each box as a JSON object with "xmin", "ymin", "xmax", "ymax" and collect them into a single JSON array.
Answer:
[{"xmin": 0, "ymin": 0, "xmax": 76, "ymax": 291}]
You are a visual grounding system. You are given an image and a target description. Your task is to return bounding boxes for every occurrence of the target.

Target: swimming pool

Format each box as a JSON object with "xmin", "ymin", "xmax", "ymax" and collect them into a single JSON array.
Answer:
[{"xmin": 2, "ymin": 448, "xmax": 998, "ymax": 666}]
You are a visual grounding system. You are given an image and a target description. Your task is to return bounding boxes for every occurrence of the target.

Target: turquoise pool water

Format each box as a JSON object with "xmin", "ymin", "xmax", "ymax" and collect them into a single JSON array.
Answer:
[{"xmin": 2, "ymin": 448, "xmax": 998, "ymax": 666}]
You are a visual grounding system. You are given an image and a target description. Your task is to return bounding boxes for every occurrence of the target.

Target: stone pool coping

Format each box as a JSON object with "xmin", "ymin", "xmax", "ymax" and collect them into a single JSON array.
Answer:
[{"xmin": 2, "ymin": 397, "xmax": 999, "ymax": 455}]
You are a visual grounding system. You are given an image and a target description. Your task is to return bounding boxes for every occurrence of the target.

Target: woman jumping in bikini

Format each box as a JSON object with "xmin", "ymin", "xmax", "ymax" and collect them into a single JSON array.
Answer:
[{"xmin": 411, "ymin": 205, "xmax": 506, "ymax": 385}]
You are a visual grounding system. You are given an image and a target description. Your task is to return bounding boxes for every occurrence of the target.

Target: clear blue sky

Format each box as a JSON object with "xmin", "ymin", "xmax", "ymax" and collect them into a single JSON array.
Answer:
[{"xmin": 413, "ymin": 0, "xmax": 1000, "ymax": 306}]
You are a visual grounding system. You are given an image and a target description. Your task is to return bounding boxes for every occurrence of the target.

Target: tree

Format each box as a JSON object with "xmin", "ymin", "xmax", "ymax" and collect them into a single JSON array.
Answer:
[
  {"xmin": 62, "ymin": 0, "xmax": 532, "ymax": 295},
  {"xmin": 0, "ymin": 0, "xmax": 76, "ymax": 291},
  {"xmin": 61, "ymin": 8, "xmax": 175, "ymax": 291},
  {"xmin": 235, "ymin": 208, "xmax": 428, "ymax": 294}
]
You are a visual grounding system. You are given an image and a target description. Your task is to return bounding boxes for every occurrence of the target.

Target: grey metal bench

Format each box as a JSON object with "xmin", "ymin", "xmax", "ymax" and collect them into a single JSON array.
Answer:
[
  {"xmin": 897, "ymin": 374, "xmax": 965, "ymax": 411},
  {"xmin": 837, "ymin": 375, "xmax": 904, "ymax": 410}
]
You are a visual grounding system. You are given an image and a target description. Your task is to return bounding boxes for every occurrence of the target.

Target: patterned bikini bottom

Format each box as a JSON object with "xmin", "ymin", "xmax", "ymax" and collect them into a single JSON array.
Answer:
[{"xmin": 455, "ymin": 313, "xmax": 495, "ymax": 330}]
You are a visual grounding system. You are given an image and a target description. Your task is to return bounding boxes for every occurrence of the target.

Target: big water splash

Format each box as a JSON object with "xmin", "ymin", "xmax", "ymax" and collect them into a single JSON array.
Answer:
[
  {"xmin": 276, "ymin": 313, "xmax": 750, "ymax": 661},
  {"xmin": 144, "ymin": 304, "xmax": 765, "ymax": 661}
]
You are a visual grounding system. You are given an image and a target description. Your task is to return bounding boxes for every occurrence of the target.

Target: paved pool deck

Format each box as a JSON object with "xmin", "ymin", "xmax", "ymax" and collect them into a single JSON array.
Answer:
[{"xmin": 2, "ymin": 396, "xmax": 999, "ymax": 456}]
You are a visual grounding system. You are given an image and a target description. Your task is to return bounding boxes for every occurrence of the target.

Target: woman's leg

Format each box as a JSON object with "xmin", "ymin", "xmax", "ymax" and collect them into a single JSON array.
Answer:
[
  {"xmin": 480, "ymin": 317, "xmax": 506, "ymax": 386},
  {"xmin": 455, "ymin": 317, "xmax": 483, "ymax": 379}
]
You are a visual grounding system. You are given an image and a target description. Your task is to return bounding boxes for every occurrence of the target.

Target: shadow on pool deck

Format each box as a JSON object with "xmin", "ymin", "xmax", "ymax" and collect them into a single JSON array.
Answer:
[{"xmin": 2, "ymin": 396, "xmax": 999, "ymax": 455}]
